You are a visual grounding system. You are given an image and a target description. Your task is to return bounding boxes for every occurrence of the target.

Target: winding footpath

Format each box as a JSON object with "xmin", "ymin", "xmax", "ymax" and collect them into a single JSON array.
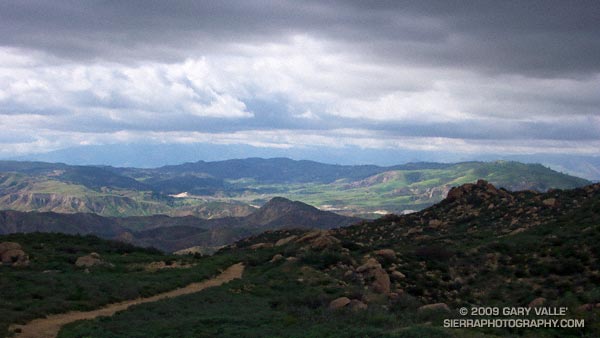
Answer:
[{"xmin": 9, "ymin": 263, "xmax": 245, "ymax": 338}]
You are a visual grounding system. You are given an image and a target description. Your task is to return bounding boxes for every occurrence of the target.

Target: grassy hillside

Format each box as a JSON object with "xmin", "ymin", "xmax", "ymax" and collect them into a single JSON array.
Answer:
[
  {"xmin": 223, "ymin": 161, "xmax": 590, "ymax": 216},
  {"xmin": 56, "ymin": 182, "xmax": 600, "ymax": 337}
]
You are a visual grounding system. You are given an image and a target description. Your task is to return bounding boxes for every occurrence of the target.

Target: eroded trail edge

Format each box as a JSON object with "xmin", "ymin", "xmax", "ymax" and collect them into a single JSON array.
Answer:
[{"xmin": 10, "ymin": 263, "xmax": 245, "ymax": 338}]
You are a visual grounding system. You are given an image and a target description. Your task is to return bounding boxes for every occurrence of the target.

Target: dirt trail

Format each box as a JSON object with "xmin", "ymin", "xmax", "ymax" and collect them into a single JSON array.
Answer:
[{"xmin": 9, "ymin": 263, "xmax": 244, "ymax": 338}]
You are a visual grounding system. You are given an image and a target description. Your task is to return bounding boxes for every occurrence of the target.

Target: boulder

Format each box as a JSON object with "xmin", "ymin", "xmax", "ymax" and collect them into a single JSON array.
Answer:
[
  {"xmin": 0, "ymin": 242, "xmax": 22, "ymax": 254},
  {"xmin": 249, "ymin": 242, "xmax": 273, "ymax": 250},
  {"xmin": 297, "ymin": 230, "xmax": 327, "ymax": 243},
  {"xmin": 542, "ymin": 198, "xmax": 558, "ymax": 207},
  {"xmin": 275, "ymin": 235, "xmax": 298, "ymax": 247},
  {"xmin": 528, "ymin": 297, "xmax": 546, "ymax": 308},
  {"xmin": 309, "ymin": 235, "xmax": 340, "ymax": 249},
  {"xmin": 329, "ymin": 297, "xmax": 351, "ymax": 310},
  {"xmin": 428, "ymin": 219, "xmax": 443, "ymax": 228},
  {"xmin": 371, "ymin": 267, "xmax": 391, "ymax": 294},
  {"xmin": 391, "ymin": 271, "xmax": 406, "ymax": 280},
  {"xmin": 418, "ymin": 303, "xmax": 451, "ymax": 313},
  {"xmin": 357, "ymin": 258, "xmax": 382, "ymax": 273},
  {"xmin": 577, "ymin": 304, "xmax": 595, "ymax": 312},
  {"xmin": 75, "ymin": 253, "xmax": 105, "ymax": 268},
  {"xmin": 270, "ymin": 254, "xmax": 284, "ymax": 263},
  {"xmin": 1, "ymin": 249, "xmax": 29, "ymax": 267},
  {"xmin": 349, "ymin": 299, "xmax": 368, "ymax": 311},
  {"xmin": 374, "ymin": 249, "xmax": 396, "ymax": 260}
]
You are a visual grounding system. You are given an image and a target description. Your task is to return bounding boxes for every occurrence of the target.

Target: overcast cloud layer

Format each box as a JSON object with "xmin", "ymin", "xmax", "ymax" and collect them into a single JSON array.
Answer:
[{"xmin": 0, "ymin": 1, "xmax": 599, "ymax": 159}]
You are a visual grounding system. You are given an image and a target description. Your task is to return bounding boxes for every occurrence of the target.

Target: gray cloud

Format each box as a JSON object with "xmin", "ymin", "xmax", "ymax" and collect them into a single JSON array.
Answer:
[{"xmin": 1, "ymin": 1, "xmax": 599, "ymax": 77}]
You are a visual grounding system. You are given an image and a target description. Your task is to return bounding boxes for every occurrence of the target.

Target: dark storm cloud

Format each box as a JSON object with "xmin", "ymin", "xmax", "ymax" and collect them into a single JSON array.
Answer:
[{"xmin": 2, "ymin": 1, "xmax": 599, "ymax": 77}]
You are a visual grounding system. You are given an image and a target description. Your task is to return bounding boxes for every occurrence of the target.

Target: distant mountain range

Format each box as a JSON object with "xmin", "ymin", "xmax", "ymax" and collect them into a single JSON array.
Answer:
[
  {"xmin": 0, "ymin": 197, "xmax": 359, "ymax": 252},
  {"xmin": 10, "ymin": 143, "xmax": 600, "ymax": 181},
  {"xmin": 0, "ymin": 158, "xmax": 590, "ymax": 218}
]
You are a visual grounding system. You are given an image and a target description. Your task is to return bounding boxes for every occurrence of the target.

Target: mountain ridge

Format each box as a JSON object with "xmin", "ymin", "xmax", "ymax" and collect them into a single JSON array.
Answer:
[{"xmin": 0, "ymin": 197, "xmax": 359, "ymax": 252}]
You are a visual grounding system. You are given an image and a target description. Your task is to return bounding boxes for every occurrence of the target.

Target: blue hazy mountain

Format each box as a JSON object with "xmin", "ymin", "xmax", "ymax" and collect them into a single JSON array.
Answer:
[{"xmin": 8, "ymin": 143, "xmax": 600, "ymax": 181}]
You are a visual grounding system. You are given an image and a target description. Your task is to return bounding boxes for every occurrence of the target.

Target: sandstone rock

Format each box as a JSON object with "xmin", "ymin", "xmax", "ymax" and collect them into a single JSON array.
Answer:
[
  {"xmin": 1, "ymin": 249, "xmax": 29, "ymax": 267},
  {"xmin": 75, "ymin": 253, "xmax": 105, "ymax": 267},
  {"xmin": 371, "ymin": 267, "xmax": 391, "ymax": 294},
  {"xmin": 391, "ymin": 271, "xmax": 406, "ymax": 280},
  {"xmin": 418, "ymin": 303, "xmax": 451, "ymax": 313},
  {"xmin": 310, "ymin": 235, "xmax": 341, "ymax": 250},
  {"xmin": 249, "ymin": 242, "xmax": 273, "ymax": 250},
  {"xmin": 428, "ymin": 219, "xmax": 443, "ymax": 228},
  {"xmin": 297, "ymin": 230, "xmax": 327, "ymax": 243},
  {"xmin": 509, "ymin": 228, "xmax": 526, "ymax": 236},
  {"xmin": 374, "ymin": 249, "xmax": 396, "ymax": 260},
  {"xmin": 270, "ymin": 254, "xmax": 284, "ymax": 263},
  {"xmin": 528, "ymin": 297, "xmax": 546, "ymax": 308},
  {"xmin": 0, "ymin": 242, "xmax": 21, "ymax": 254},
  {"xmin": 329, "ymin": 297, "xmax": 351, "ymax": 310},
  {"xmin": 542, "ymin": 198, "xmax": 558, "ymax": 207},
  {"xmin": 349, "ymin": 299, "xmax": 368, "ymax": 311},
  {"xmin": 577, "ymin": 304, "xmax": 595, "ymax": 312},
  {"xmin": 275, "ymin": 235, "xmax": 298, "ymax": 247},
  {"xmin": 357, "ymin": 258, "xmax": 382, "ymax": 273}
]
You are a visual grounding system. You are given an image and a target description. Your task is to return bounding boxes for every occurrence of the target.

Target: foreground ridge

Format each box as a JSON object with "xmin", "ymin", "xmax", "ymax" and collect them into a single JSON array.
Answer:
[{"xmin": 9, "ymin": 263, "xmax": 245, "ymax": 338}]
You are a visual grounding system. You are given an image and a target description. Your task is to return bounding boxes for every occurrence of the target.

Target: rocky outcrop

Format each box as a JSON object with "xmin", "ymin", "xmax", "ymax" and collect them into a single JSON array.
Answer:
[
  {"xmin": 329, "ymin": 297, "xmax": 367, "ymax": 311},
  {"xmin": 356, "ymin": 257, "xmax": 391, "ymax": 294},
  {"xmin": 0, "ymin": 242, "xmax": 29, "ymax": 267},
  {"xmin": 249, "ymin": 242, "xmax": 273, "ymax": 250},
  {"xmin": 296, "ymin": 230, "xmax": 341, "ymax": 250},
  {"xmin": 349, "ymin": 299, "xmax": 368, "ymax": 311},
  {"xmin": 275, "ymin": 235, "xmax": 298, "ymax": 246},
  {"xmin": 270, "ymin": 254, "xmax": 284, "ymax": 263},
  {"xmin": 446, "ymin": 179, "xmax": 512, "ymax": 203},
  {"xmin": 329, "ymin": 297, "xmax": 352, "ymax": 310},
  {"xmin": 374, "ymin": 249, "xmax": 396, "ymax": 260},
  {"xmin": 75, "ymin": 252, "xmax": 108, "ymax": 268}
]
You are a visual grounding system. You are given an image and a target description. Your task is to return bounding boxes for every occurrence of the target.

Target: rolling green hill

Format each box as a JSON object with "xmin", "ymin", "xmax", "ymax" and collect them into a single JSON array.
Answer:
[{"xmin": 0, "ymin": 159, "xmax": 590, "ymax": 218}]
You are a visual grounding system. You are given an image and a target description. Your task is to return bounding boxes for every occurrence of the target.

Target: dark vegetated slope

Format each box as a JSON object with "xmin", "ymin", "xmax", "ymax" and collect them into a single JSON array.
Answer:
[
  {"xmin": 0, "ymin": 198, "xmax": 359, "ymax": 252},
  {"xmin": 57, "ymin": 166, "xmax": 151, "ymax": 191},
  {"xmin": 240, "ymin": 197, "xmax": 361, "ymax": 229},
  {"xmin": 0, "ymin": 210, "xmax": 126, "ymax": 237},
  {"xmin": 132, "ymin": 225, "xmax": 255, "ymax": 253},
  {"xmin": 156, "ymin": 157, "xmax": 389, "ymax": 183},
  {"xmin": 0, "ymin": 161, "xmax": 67, "ymax": 175}
]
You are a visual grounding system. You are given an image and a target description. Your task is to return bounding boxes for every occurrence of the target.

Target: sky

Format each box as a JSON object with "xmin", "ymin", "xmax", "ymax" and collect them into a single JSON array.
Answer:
[{"xmin": 1, "ymin": 1, "xmax": 599, "ymax": 164}]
